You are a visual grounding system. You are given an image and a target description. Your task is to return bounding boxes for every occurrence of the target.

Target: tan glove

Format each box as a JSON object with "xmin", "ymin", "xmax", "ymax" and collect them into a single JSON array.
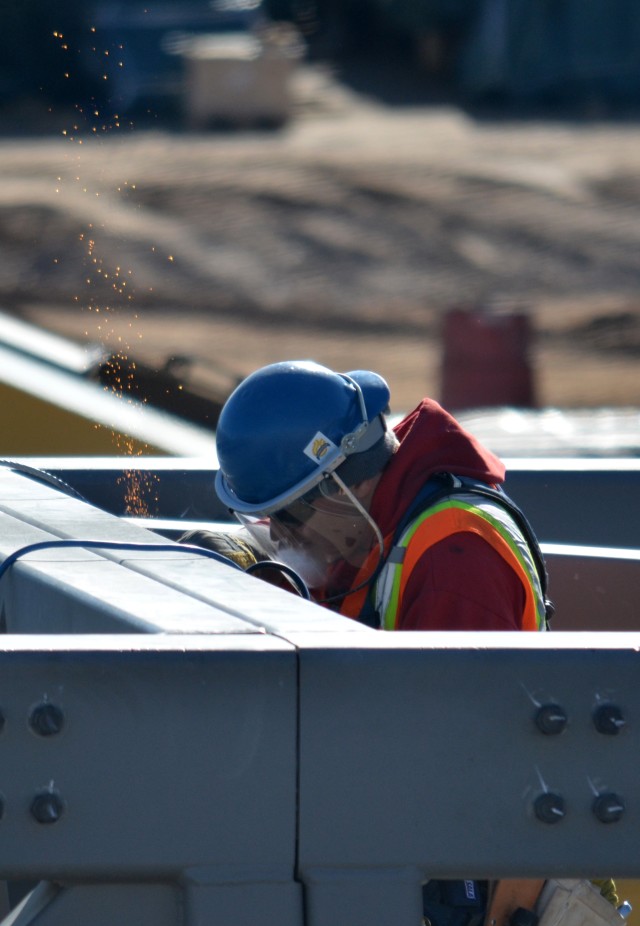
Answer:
[
  {"xmin": 179, "ymin": 528, "xmax": 304, "ymax": 596},
  {"xmin": 179, "ymin": 529, "xmax": 261, "ymax": 570}
]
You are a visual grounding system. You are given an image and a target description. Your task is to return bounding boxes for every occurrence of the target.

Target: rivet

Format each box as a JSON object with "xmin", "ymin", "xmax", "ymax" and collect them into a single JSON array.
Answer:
[
  {"xmin": 535, "ymin": 703, "xmax": 568, "ymax": 735},
  {"xmin": 31, "ymin": 791, "xmax": 64, "ymax": 825},
  {"xmin": 593, "ymin": 703, "xmax": 626, "ymax": 735},
  {"xmin": 534, "ymin": 792, "xmax": 566, "ymax": 824},
  {"xmin": 29, "ymin": 703, "xmax": 64, "ymax": 737},
  {"xmin": 593, "ymin": 792, "xmax": 625, "ymax": 824}
]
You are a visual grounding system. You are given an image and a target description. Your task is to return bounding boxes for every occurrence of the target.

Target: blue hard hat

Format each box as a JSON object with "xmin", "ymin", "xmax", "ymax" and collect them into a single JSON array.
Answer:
[{"xmin": 215, "ymin": 360, "xmax": 391, "ymax": 514}]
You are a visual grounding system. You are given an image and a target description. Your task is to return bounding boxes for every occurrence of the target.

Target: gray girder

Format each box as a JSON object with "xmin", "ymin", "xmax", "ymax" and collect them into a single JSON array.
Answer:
[{"xmin": 0, "ymin": 465, "xmax": 638, "ymax": 926}]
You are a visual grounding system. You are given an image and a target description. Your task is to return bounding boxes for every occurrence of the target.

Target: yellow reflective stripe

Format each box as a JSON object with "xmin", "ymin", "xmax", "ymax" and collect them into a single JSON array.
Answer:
[
  {"xmin": 377, "ymin": 497, "xmax": 544, "ymax": 631},
  {"xmin": 457, "ymin": 501, "xmax": 546, "ymax": 629},
  {"xmin": 402, "ymin": 503, "xmax": 540, "ymax": 631},
  {"xmin": 380, "ymin": 559, "xmax": 404, "ymax": 631}
]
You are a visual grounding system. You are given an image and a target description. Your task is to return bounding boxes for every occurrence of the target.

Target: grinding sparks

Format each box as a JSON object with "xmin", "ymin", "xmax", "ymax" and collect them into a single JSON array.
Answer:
[{"xmin": 50, "ymin": 24, "xmax": 165, "ymax": 513}]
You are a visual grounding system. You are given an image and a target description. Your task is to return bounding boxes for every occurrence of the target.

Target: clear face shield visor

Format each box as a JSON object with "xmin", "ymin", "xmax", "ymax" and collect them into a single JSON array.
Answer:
[{"xmin": 235, "ymin": 471, "xmax": 384, "ymax": 602}]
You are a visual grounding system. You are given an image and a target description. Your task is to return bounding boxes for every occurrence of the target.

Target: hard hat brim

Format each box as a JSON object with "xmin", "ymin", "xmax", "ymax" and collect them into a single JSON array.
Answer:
[{"xmin": 215, "ymin": 367, "xmax": 390, "ymax": 515}]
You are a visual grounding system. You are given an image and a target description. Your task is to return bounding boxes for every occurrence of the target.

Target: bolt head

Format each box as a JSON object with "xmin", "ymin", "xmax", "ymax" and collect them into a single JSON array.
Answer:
[
  {"xmin": 534, "ymin": 792, "xmax": 566, "ymax": 824},
  {"xmin": 31, "ymin": 792, "xmax": 64, "ymax": 825},
  {"xmin": 535, "ymin": 703, "xmax": 568, "ymax": 735},
  {"xmin": 29, "ymin": 703, "xmax": 64, "ymax": 737},
  {"xmin": 593, "ymin": 703, "xmax": 626, "ymax": 735},
  {"xmin": 593, "ymin": 793, "xmax": 625, "ymax": 824}
]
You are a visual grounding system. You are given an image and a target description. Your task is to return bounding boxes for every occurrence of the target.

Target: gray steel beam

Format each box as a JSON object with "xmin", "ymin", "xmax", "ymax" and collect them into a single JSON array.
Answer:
[
  {"xmin": 0, "ymin": 634, "xmax": 638, "ymax": 926},
  {"xmin": 544, "ymin": 545, "xmax": 640, "ymax": 631},
  {"xmin": 3, "ymin": 882, "xmax": 179, "ymax": 926},
  {"xmin": 0, "ymin": 636, "xmax": 302, "ymax": 926},
  {"xmin": 12, "ymin": 457, "xmax": 640, "ymax": 549},
  {"xmin": 504, "ymin": 459, "xmax": 640, "ymax": 549},
  {"xmin": 0, "ymin": 467, "xmax": 359, "ymax": 637},
  {"xmin": 0, "ymin": 465, "xmax": 639, "ymax": 925},
  {"xmin": 293, "ymin": 633, "xmax": 639, "ymax": 883}
]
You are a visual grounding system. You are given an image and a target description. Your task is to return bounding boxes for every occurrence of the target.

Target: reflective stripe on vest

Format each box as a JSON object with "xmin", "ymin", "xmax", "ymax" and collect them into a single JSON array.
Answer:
[{"xmin": 374, "ymin": 494, "xmax": 547, "ymax": 632}]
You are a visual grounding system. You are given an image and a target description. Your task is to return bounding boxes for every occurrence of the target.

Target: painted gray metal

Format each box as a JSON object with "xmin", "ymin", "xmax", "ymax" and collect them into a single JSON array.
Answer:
[
  {"xmin": 504, "ymin": 459, "xmax": 640, "ymax": 549},
  {"xmin": 0, "ymin": 466, "xmax": 639, "ymax": 924},
  {"xmin": 13, "ymin": 456, "xmax": 640, "ymax": 548},
  {"xmin": 0, "ymin": 633, "xmax": 639, "ymax": 926},
  {"xmin": 294, "ymin": 634, "xmax": 639, "ymax": 881},
  {"xmin": 544, "ymin": 545, "xmax": 640, "ymax": 631},
  {"xmin": 0, "ymin": 467, "xmax": 358, "ymax": 638},
  {"xmin": 0, "ymin": 636, "xmax": 301, "ymax": 922}
]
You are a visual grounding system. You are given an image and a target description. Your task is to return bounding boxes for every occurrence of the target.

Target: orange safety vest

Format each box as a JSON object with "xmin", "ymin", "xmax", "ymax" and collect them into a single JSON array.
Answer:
[{"xmin": 340, "ymin": 492, "xmax": 547, "ymax": 631}]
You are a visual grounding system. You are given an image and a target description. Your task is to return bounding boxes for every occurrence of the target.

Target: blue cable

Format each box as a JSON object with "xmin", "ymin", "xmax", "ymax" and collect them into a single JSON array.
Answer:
[
  {"xmin": 245, "ymin": 559, "xmax": 311, "ymax": 599},
  {"xmin": 0, "ymin": 461, "xmax": 312, "ymax": 599},
  {"xmin": 0, "ymin": 539, "xmax": 245, "ymax": 583},
  {"xmin": 0, "ymin": 539, "xmax": 312, "ymax": 599}
]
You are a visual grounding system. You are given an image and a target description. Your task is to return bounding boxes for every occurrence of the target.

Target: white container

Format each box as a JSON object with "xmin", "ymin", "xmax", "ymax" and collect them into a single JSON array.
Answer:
[{"xmin": 182, "ymin": 28, "xmax": 303, "ymax": 128}]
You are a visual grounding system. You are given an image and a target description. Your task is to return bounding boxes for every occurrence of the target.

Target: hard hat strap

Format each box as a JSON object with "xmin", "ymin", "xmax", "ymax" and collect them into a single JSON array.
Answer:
[
  {"xmin": 316, "ymin": 471, "xmax": 386, "ymax": 606},
  {"xmin": 337, "ymin": 373, "xmax": 371, "ymax": 454}
]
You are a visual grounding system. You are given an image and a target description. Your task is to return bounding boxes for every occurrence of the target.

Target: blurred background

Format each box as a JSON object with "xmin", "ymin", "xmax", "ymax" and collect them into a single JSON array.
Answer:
[
  {"xmin": 0, "ymin": 0, "xmax": 639, "ymax": 456},
  {"xmin": 1, "ymin": 7, "xmax": 638, "ymax": 913}
]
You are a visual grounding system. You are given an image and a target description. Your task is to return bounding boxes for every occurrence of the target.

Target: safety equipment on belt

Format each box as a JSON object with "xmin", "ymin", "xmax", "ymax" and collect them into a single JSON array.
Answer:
[
  {"xmin": 534, "ymin": 880, "xmax": 625, "ymax": 926},
  {"xmin": 215, "ymin": 360, "xmax": 391, "ymax": 515},
  {"xmin": 423, "ymin": 879, "xmax": 488, "ymax": 926},
  {"xmin": 423, "ymin": 879, "xmax": 623, "ymax": 926}
]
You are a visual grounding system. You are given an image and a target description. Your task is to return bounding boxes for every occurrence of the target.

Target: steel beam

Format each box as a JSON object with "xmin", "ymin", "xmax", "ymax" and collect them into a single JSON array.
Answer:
[
  {"xmin": 13, "ymin": 457, "xmax": 640, "ymax": 548},
  {"xmin": 0, "ymin": 465, "xmax": 639, "ymax": 925}
]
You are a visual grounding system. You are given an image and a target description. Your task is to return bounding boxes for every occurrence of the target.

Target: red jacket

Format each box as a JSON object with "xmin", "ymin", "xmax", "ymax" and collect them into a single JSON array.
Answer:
[{"xmin": 342, "ymin": 399, "xmax": 526, "ymax": 631}]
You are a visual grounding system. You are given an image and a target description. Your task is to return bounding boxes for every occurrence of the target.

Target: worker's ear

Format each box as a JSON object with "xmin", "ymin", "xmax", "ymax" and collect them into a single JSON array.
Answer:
[{"xmin": 348, "ymin": 474, "xmax": 381, "ymax": 505}]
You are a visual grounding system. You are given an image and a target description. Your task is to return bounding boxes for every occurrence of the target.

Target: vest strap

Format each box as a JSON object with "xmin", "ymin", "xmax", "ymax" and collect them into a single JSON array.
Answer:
[{"xmin": 396, "ymin": 504, "xmax": 541, "ymax": 631}]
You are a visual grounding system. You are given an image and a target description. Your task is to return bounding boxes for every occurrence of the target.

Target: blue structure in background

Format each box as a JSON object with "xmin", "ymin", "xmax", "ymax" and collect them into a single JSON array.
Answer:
[
  {"xmin": 367, "ymin": 0, "xmax": 640, "ymax": 103},
  {"xmin": 2, "ymin": 0, "xmax": 639, "ymax": 110},
  {"xmin": 81, "ymin": 0, "xmax": 265, "ymax": 110},
  {"xmin": 458, "ymin": 0, "xmax": 640, "ymax": 102}
]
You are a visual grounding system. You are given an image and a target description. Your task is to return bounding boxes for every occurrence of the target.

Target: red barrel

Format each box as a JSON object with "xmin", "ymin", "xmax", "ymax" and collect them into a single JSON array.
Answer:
[{"xmin": 440, "ymin": 307, "xmax": 536, "ymax": 411}]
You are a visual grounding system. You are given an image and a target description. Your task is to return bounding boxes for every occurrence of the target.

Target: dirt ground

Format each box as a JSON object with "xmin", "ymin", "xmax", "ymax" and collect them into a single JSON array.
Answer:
[{"xmin": 1, "ymin": 64, "xmax": 639, "ymax": 415}]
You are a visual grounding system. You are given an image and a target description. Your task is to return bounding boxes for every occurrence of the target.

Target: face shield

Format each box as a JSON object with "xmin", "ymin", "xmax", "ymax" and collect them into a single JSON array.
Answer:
[{"xmin": 235, "ymin": 471, "xmax": 384, "ymax": 602}]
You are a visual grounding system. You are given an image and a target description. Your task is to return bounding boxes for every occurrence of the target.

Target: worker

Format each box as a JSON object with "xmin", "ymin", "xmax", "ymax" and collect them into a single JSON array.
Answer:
[
  {"xmin": 194, "ymin": 359, "xmax": 550, "ymax": 631},
  {"xmin": 187, "ymin": 360, "xmax": 627, "ymax": 926}
]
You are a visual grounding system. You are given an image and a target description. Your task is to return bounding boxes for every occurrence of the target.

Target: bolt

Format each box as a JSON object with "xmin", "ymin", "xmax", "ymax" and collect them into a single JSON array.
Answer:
[
  {"xmin": 0, "ymin": 709, "xmax": 4, "ymax": 733},
  {"xmin": 593, "ymin": 792, "xmax": 625, "ymax": 824},
  {"xmin": 0, "ymin": 796, "xmax": 3, "ymax": 821},
  {"xmin": 31, "ymin": 791, "xmax": 64, "ymax": 825},
  {"xmin": 29, "ymin": 703, "xmax": 64, "ymax": 737},
  {"xmin": 593, "ymin": 703, "xmax": 626, "ymax": 736},
  {"xmin": 535, "ymin": 703, "xmax": 568, "ymax": 735},
  {"xmin": 534, "ymin": 792, "xmax": 566, "ymax": 824}
]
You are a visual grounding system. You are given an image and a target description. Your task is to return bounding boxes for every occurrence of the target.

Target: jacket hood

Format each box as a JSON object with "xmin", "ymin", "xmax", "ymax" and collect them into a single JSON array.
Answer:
[{"xmin": 370, "ymin": 398, "xmax": 505, "ymax": 535}]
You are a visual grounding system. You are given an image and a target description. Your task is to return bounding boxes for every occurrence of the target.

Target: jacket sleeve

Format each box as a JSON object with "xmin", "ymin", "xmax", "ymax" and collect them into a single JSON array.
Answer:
[{"xmin": 396, "ymin": 531, "xmax": 526, "ymax": 631}]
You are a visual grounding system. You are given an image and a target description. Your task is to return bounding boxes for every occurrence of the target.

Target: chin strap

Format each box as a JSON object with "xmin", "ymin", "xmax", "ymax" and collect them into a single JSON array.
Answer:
[{"xmin": 317, "ymin": 470, "xmax": 385, "ymax": 607}]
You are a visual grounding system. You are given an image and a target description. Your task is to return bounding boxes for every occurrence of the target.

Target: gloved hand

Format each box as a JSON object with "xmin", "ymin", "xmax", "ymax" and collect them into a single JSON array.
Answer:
[
  {"xmin": 178, "ymin": 529, "xmax": 261, "ymax": 570},
  {"xmin": 179, "ymin": 528, "xmax": 305, "ymax": 596},
  {"xmin": 590, "ymin": 881, "xmax": 619, "ymax": 908}
]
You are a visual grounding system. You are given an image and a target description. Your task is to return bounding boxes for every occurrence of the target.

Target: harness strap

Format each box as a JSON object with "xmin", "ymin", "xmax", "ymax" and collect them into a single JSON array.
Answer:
[{"xmin": 340, "ymin": 473, "xmax": 550, "ymax": 630}]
